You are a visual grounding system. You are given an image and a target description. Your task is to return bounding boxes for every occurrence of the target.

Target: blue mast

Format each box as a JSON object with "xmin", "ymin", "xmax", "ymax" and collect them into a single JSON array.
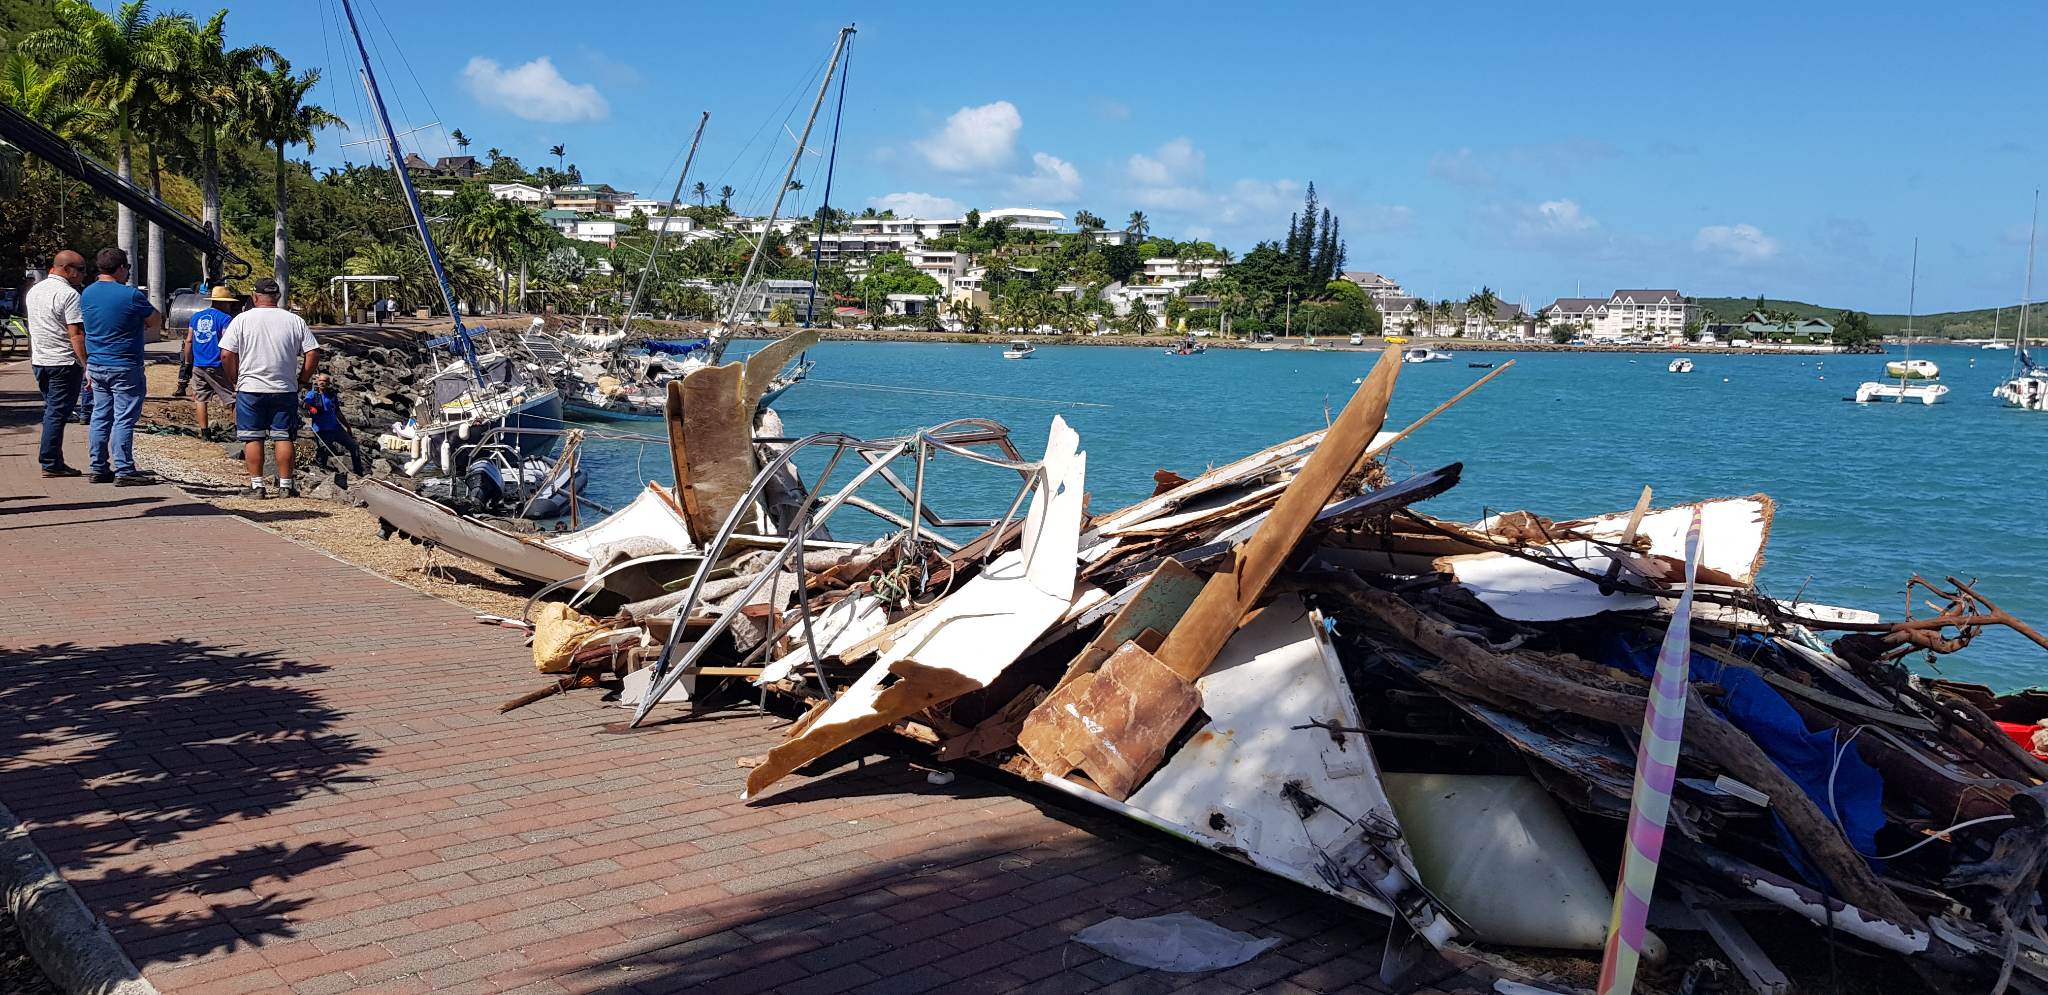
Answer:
[{"xmin": 339, "ymin": 0, "xmax": 484, "ymax": 385}]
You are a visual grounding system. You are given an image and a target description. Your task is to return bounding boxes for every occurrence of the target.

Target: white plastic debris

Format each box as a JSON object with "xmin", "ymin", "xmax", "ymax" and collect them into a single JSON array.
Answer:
[
  {"xmin": 925, "ymin": 770, "xmax": 956, "ymax": 786},
  {"xmin": 1072, "ymin": 912, "xmax": 1279, "ymax": 973}
]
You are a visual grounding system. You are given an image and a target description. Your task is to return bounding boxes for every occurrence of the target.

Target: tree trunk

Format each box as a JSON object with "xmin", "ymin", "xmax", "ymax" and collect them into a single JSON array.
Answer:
[
  {"xmin": 273, "ymin": 142, "xmax": 289, "ymax": 301},
  {"xmin": 146, "ymin": 144, "xmax": 166, "ymax": 313},
  {"xmin": 499, "ymin": 259, "xmax": 509, "ymax": 314},
  {"xmin": 202, "ymin": 116, "xmax": 221, "ymax": 284},
  {"xmin": 518, "ymin": 259, "xmax": 527, "ymax": 312},
  {"xmin": 116, "ymin": 112, "xmax": 135, "ymax": 284}
]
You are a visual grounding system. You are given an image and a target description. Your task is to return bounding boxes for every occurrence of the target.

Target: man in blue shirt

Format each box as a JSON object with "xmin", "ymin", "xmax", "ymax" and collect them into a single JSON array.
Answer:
[
  {"xmin": 302, "ymin": 373, "xmax": 366, "ymax": 477},
  {"xmin": 184, "ymin": 285, "xmax": 239, "ymax": 440},
  {"xmin": 79, "ymin": 248, "xmax": 161, "ymax": 485}
]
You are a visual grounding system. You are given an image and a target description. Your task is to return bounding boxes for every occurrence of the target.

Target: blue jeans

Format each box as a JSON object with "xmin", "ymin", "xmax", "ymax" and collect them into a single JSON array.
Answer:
[
  {"xmin": 86, "ymin": 364, "xmax": 145, "ymax": 476},
  {"xmin": 32, "ymin": 364, "xmax": 82, "ymax": 470}
]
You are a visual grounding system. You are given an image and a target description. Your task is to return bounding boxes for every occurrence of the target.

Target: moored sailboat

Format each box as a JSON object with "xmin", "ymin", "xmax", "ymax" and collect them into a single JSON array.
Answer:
[
  {"xmin": 1855, "ymin": 239, "xmax": 1946, "ymax": 405},
  {"xmin": 1995, "ymin": 191, "xmax": 2048, "ymax": 411}
]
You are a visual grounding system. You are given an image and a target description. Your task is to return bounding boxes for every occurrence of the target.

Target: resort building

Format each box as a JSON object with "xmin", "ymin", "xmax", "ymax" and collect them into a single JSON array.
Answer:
[
  {"xmin": 980, "ymin": 208, "xmax": 1066, "ymax": 233},
  {"xmin": 1342, "ymin": 271, "xmax": 1405, "ymax": 302},
  {"xmin": 1140, "ymin": 257, "xmax": 1225, "ymax": 283},
  {"xmin": 1540, "ymin": 289, "xmax": 1693, "ymax": 342},
  {"xmin": 488, "ymin": 182, "xmax": 551, "ymax": 206}
]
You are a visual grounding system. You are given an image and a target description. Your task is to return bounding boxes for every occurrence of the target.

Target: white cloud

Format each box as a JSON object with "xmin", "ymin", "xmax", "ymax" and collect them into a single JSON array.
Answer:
[
  {"xmin": 869, "ymin": 192, "xmax": 966, "ymax": 218},
  {"xmin": 1126, "ymin": 137, "xmax": 1205, "ymax": 186},
  {"xmin": 1008, "ymin": 152, "xmax": 1082, "ymax": 203},
  {"xmin": 1534, "ymin": 199, "xmax": 1596, "ymax": 233},
  {"xmin": 913, "ymin": 101, "xmax": 1021, "ymax": 172},
  {"xmin": 461, "ymin": 56, "xmax": 609, "ymax": 123},
  {"xmin": 1696, "ymin": 223, "xmax": 1779, "ymax": 262},
  {"xmin": 1428, "ymin": 148, "xmax": 1493, "ymax": 187}
]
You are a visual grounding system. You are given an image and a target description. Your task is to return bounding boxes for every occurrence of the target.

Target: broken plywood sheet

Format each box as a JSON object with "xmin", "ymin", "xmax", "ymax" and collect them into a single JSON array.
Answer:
[
  {"xmin": 742, "ymin": 417, "xmax": 1087, "ymax": 799},
  {"xmin": 667, "ymin": 363, "xmax": 758, "ymax": 539},
  {"xmin": 1440, "ymin": 540, "xmax": 1658, "ymax": 622},
  {"xmin": 1051, "ymin": 559, "xmax": 1203, "ymax": 693},
  {"xmin": 1561, "ymin": 494, "xmax": 1772, "ymax": 588},
  {"xmin": 1017, "ymin": 640, "xmax": 1203, "ymax": 800}
]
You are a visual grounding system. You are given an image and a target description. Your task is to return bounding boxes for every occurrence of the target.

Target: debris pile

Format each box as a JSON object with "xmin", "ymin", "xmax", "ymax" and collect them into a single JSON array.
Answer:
[{"xmin": 415, "ymin": 347, "xmax": 2048, "ymax": 992}]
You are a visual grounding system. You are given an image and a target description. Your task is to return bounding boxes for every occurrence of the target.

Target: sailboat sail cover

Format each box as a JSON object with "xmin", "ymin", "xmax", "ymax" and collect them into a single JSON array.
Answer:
[{"xmin": 645, "ymin": 338, "xmax": 711, "ymax": 357}]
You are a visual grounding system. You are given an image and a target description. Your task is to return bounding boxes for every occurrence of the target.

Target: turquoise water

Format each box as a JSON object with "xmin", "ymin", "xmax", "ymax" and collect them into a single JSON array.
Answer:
[{"xmin": 576, "ymin": 341, "xmax": 2048, "ymax": 690}]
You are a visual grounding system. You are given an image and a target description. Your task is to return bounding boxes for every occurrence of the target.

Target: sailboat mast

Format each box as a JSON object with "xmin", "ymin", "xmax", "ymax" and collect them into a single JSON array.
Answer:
[
  {"xmin": 2018, "ymin": 188, "xmax": 2038, "ymax": 375},
  {"xmin": 708, "ymin": 24, "xmax": 856, "ymax": 364},
  {"xmin": 339, "ymin": 0, "xmax": 480, "ymax": 383},
  {"xmin": 804, "ymin": 37, "xmax": 855, "ymax": 329},
  {"xmin": 621, "ymin": 112, "xmax": 709, "ymax": 341}
]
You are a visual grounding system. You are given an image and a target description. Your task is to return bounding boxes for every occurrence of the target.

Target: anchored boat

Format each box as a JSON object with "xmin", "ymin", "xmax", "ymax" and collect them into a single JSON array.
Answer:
[
  {"xmin": 1402, "ymin": 346, "xmax": 1452, "ymax": 364},
  {"xmin": 1884, "ymin": 357, "xmax": 1941, "ymax": 380},
  {"xmin": 1996, "ymin": 190, "xmax": 2048, "ymax": 411},
  {"xmin": 1003, "ymin": 340, "xmax": 1036, "ymax": 359},
  {"xmin": 1668, "ymin": 357, "xmax": 1694, "ymax": 373},
  {"xmin": 1855, "ymin": 238, "xmax": 1945, "ymax": 405}
]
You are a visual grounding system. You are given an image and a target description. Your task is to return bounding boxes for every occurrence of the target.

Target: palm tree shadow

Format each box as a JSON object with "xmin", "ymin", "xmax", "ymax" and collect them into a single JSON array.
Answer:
[{"xmin": 0, "ymin": 639, "xmax": 376, "ymax": 967}]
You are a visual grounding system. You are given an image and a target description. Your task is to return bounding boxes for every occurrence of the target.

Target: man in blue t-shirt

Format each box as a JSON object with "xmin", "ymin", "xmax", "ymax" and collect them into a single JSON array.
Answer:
[
  {"xmin": 78, "ymin": 248, "xmax": 161, "ymax": 485},
  {"xmin": 302, "ymin": 373, "xmax": 366, "ymax": 476},
  {"xmin": 184, "ymin": 285, "xmax": 239, "ymax": 439}
]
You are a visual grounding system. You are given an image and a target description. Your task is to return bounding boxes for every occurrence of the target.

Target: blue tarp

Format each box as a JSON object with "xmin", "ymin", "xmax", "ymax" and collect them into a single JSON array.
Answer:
[
  {"xmin": 1600, "ymin": 631, "xmax": 1887, "ymax": 884},
  {"xmin": 643, "ymin": 338, "xmax": 710, "ymax": 357}
]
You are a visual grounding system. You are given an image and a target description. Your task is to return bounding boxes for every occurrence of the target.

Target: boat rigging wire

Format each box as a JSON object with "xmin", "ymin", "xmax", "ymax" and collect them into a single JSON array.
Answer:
[{"xmin": 800, "ymin": 377, "xmax": 1112, "ymax": 409}]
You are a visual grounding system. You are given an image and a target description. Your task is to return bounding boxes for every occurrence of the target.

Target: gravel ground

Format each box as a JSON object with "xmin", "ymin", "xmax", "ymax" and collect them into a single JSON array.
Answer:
[{"xmin": 132, "ymin": 364, "xmax": 538, "ymax": 620}]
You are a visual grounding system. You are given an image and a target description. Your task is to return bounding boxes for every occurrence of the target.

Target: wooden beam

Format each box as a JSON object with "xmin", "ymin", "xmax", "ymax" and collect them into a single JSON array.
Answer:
[{"xmin": 1153, "ymin": 346, "xmax": 1402, "ymax": 681}]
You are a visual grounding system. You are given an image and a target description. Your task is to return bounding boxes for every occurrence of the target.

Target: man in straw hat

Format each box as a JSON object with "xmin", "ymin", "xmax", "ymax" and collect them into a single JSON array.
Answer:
[{"xmin": 184, "ymin": 284, "xmax": 240, "ymax": 439}]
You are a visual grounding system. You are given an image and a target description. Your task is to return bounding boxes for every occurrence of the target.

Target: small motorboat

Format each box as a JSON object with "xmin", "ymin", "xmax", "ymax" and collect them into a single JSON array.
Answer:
[
  {"xmin": 1002, "ymin": 340, "xmax": 1036, "ymax": 360},
  {"xmin": 1402, "ymin": 347, "xmax": 1452, "ymax": 364},
  {"xmin": 1467, "ymin": 362, "xmax": 1494, "ymax": 369},
  {"xmin": 1885, "ymin": 358, "xmax": 1940, "ymax": 380},
  {"xmin": 1854, "ymin": 380, "xmax": 1949, "ymax": 404},
  {"xmin": 1668, "ymin": 358, "xmax": 1695, "ymax": 374}
]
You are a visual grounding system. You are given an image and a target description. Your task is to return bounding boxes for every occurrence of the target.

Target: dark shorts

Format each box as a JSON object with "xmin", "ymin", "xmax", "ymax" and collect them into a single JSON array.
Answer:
[
  {"xmin": 235, "ymin": 391, "xmax": 301, "ymax": 441},
  {"xmin": 190, "ymin": 366, "xmax": 231, "ymax": 402}
]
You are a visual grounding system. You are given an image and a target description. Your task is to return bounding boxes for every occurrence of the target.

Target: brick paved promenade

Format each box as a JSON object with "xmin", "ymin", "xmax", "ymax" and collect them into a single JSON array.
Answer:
[{"xmin": 0, "ymin": 352, "xmax": 1404, "ymax": 994}]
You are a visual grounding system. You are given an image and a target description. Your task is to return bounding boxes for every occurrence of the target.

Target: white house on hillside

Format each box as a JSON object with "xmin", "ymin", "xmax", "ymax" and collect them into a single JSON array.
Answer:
[
  {"xmin": 907, "ymin": 249, "xmax": 969, "ymax": 292},
  {"xmin": 488, "ymin": 182, "xmax": 550, "ymax": 206},
  {"xmin": 611, "ymin": 198, "xmax": 669, "ymax": 220},
  {"xmin": 1140, "ymin": 257, "xmax": 1224, "ymax": 283},
  {"xmin": 569, "ymin": 219, "xmax": 624, "ymax": 244},
  {"xmin": 1342, "ymin": 271, "xmax": 1404, "ymax": 301},
  {"xmin": 849, "ymin": 216, "xmax": 965, "ymax": 241}
]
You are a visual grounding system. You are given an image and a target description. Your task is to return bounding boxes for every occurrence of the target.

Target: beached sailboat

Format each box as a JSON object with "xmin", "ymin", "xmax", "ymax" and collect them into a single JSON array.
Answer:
[
  {"xmin": 1856, "ymin": 239, "xmax": 1946, "ymax": 405},
  {"xmin": 340, "ymin": 0, "xmax": 561, "ymax": 472},
  {"xmin": 1994, "ymin": 191, "xmax": 2048, "ymax": 411}
]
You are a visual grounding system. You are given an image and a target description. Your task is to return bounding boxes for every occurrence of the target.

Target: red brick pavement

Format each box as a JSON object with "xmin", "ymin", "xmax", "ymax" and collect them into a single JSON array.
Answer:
[{"xmin": 0, "ymin": 356, "xmax": 1410, "ymax": 994}]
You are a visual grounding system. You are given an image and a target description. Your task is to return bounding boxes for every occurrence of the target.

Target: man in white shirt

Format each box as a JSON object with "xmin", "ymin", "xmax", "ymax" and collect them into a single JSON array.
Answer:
[
  {"xmin": 24, "ymin": 250, "xmax": 89, "ymax": 477},
  {"xmin": 220, "ymin": 277, "xmax": 320, "ymax": 499}
]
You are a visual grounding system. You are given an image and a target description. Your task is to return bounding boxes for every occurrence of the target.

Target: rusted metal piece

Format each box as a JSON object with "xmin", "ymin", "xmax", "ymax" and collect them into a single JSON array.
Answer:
[{"xmin": 1017, "ymin": 639, "xmax": 1201, "ymax": 800}]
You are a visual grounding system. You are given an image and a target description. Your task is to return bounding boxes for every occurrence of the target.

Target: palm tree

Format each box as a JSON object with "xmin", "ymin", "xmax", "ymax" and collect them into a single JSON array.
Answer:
[
  {"xmin": 549, "ymin": 144, "xmax": 565, "ymax": 170},
  {"xmin": 169, "ymin": 11, "xmax": 273, "ymax": 285},
  {"xmin": 1126, "ymin": 211, "xmax": 1149, "ymax": 239},
  {"xmin": 692, "ymin": 181, "xmax": 708, "ymax": 206},
  {"xmin": 1466, "ymin": 285, "xmax": 1501, "ymax": 339},
  {"xmin": 136, "ymin": 7, "xmax": 199, "ymax": 309},
  {"xmin": 22, "ymin": 1, "xmax": 181, "ymax": 285},
  {"xmin": 718, "ymin": 185, "xmax": 734, "ymax": 210},
  {"xmin": 241, "ymin": 56, "xmax": 341, "ymax": 301},
  {"xmin": 451, "ymin": 128, "xmax": 468, "ymax": 151}
]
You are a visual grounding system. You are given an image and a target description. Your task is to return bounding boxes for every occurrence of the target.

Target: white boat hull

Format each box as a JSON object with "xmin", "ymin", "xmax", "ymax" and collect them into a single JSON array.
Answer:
[
  {"xmin": 1855, "ymin": 380, "xmax": 1948, "ymax": 404},
  {"xmin": 1995, "ymin": 376, "xmax": 2048, "ymax": 410},
  {"xmin": 1885, "ymin": 359, "xmax": 1940, "ymax": 380}
]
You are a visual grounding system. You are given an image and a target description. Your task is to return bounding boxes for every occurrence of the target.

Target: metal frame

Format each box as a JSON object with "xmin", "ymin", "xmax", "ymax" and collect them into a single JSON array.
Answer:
[{"xmin": 628, "ymin": 418, "xmax": 1041, "ymax": 726}]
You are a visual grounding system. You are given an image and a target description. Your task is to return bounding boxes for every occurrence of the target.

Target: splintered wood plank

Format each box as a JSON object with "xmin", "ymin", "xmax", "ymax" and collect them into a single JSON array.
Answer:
[
  {"xmin": 1051, "ymin": 559, "xmax": 1202, "ymax": 694},
  {"xmin": 1017, "ymin": 641, "xmax": 1201, "ymax": 801},
  {"xmin": 668, "ymin": 362, "xmax": 755, "ymax": 539},
  {"xmin": 1153, "ymin": 346, "xmax": 1402, "ymax": 681}
]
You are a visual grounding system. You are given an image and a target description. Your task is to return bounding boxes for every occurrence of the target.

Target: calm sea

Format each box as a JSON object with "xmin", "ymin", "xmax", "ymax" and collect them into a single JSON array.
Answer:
[{"xmin": 575, "ymin": 341, "xmax": 2048, "ymax": 691}]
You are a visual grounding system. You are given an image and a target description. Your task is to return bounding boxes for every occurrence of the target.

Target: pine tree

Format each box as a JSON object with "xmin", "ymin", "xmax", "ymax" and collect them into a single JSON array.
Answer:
[
  {"xmin": 1283, "ymin": 212, "xmax": 1301, "ymax": 261},
  {"xmin": 1294, "ymin": 184, "xmax": 1319, "ymax": 277}
]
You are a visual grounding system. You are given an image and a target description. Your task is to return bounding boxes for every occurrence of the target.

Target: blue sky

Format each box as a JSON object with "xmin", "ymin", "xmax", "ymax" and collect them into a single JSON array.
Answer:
[{"xmin": 226, "ymin": 0, "xmax": 2045, "ymax": 312}]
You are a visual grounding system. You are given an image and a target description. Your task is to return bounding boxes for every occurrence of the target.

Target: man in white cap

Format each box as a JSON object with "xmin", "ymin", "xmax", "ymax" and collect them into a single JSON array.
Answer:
[{"xmin": 183, "ymin": 284, "xmax": 240, "ymax": 439}]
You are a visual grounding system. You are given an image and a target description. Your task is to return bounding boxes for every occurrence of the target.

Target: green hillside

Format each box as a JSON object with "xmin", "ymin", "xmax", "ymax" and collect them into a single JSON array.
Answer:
[{"xmin": 1694, "ymin": 296, "xmax": 2044, "ymax": 340}]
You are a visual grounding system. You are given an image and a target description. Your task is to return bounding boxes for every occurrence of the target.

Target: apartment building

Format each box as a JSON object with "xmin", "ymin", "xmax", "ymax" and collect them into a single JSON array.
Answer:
[
  {"xmin": 1539, "ymin": 289, "xmax": 1691, "ymax": 341},
  {"xmin": 1341, "ymin": 271, "xmax": 1404, "ymax": 302},
  {"xmin": 1140, "ymin": 257, "xmax": 1225, "ymax": 282}
]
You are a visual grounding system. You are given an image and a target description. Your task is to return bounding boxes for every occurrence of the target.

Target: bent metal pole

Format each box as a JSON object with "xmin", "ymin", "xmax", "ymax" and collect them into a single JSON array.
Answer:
[{"xmin": 621, "ymin": 112, "xmax": 709, "ymax": 341}]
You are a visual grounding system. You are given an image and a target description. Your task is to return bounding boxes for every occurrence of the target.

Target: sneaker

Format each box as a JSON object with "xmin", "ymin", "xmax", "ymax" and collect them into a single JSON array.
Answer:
[
  {"xmin": 278, "ymin": 482, "xmax": 300, "ymax": 499},
  {"xmin": 88, "ymin": 471, "xmax": 115, "ymax": 484},
  {"xmin": 113, "ymin": 473, "xmax": 156, "ymax": 487},
  {"xmin": 246, "ymin": 484, "xmax": 270, "ymax": 500},
  {"xmin": 40, "ymin": 465, "xmax": 82, "ymax": 478}
]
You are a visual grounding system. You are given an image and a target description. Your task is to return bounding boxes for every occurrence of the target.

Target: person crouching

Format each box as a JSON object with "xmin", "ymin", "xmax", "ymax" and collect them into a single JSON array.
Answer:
[
  {"xmin": 302, "ymin": 373, "xmax": 366, "ymax": 480},
  {"xmin": 220, "ymin": 278, "xmax": 319, "ymax": 499}
]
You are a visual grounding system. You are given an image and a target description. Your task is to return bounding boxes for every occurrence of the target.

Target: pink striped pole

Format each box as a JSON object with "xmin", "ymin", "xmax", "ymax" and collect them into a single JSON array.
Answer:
[{"xmin": 1596, "ymin": 509, "xmax": 1704, "ymax": 995}]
